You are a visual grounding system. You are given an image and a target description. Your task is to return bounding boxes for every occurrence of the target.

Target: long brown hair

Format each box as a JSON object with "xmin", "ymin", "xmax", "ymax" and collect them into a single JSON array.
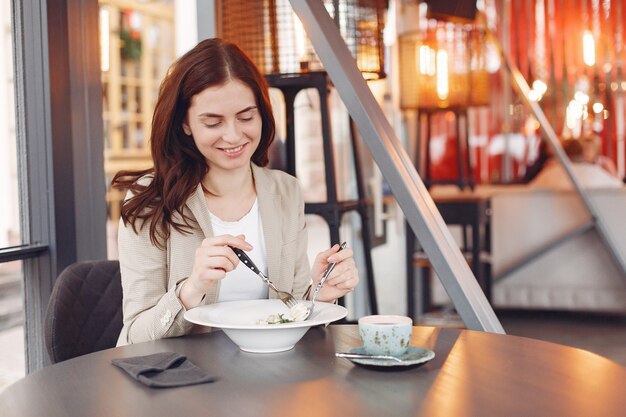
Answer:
[{"xmin": 112, "ymin": 38, "xmax": 275, "ymax": 248}]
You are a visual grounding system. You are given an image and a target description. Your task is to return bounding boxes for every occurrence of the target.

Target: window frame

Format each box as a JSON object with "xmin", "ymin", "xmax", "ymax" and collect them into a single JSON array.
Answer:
[{"xmin": 6, "ymin": 0, "xmax": 106, "ymax": 372}]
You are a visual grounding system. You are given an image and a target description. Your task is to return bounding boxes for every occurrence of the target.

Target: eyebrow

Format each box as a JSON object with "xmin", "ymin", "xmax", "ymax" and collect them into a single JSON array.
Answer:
[{"xmin": 198, "ymin": 106, "xmax": 258, "ymax": 118}]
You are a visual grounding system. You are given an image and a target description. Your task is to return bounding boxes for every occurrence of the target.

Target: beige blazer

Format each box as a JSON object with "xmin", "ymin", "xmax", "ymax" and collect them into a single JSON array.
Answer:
[{"xmin": 116, "ymin": 164, "xmax": 311, "ymax": 345}]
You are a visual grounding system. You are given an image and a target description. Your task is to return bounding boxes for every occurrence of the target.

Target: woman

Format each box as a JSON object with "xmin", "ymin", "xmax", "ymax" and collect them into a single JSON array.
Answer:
[{"xmin": 112, "ymin": 38, "xmax": 359, "ymax": 345}]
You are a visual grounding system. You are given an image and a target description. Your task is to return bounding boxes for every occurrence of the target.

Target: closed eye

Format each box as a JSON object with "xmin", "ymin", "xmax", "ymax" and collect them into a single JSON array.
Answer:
[{"xmin": 238, "ymin": 108, "xmax": 258, "ymax": 122}]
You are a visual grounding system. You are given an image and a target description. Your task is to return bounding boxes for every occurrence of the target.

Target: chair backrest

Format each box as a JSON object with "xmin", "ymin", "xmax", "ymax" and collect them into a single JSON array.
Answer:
[{"xmin": 44, "ymin": 260, "xmax": 123, "ymax": 364}]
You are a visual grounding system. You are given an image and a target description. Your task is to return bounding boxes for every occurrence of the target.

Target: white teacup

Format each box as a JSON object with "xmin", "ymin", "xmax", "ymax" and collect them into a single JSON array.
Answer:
[{"xmin": 358, "ymin": 315, "xmax": 413, "ymax": 356}]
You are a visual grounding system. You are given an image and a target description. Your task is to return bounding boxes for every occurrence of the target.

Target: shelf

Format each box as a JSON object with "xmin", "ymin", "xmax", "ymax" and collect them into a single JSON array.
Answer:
[{"xmin": 100, "ymin": 1, "xmax": 175, "ymax": 222}]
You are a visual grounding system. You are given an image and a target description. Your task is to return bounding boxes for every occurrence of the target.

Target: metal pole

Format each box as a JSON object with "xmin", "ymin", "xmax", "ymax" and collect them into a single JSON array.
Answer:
[{"xmin": 290, "ymin": 0, "xmax": 504, "ymax": 333}]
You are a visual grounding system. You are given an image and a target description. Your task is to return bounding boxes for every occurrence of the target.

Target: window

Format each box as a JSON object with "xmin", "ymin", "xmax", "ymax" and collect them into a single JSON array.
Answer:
[
  {"xmin": 1, "ymin": 0, "xmax": 108, "ymax": 375},
  {"xmin": 0, "ymin": 0, "xmax": 25, "ymax": 385}
]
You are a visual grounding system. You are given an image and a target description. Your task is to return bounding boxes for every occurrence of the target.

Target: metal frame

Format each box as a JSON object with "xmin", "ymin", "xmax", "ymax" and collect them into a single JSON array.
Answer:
[
  {"xmin": 290, "ymin": 0, "xmax": 504, "ymax": 333},
  {"xmin": 9, "ymin": 0, "xmax": 107, "ymax": 372},
  {"xmin": 0, "ymin": 245, "xmax": 48, "ymax": 263},
  {"xmin": 12, "ymin": 0, "xmax": 55, "ymax": 373},
  {"xmin": 266, "ymin": 71, "xmax": 379, "ymax": 314},
  {"xmin": 488, "ymin": 28, "xmax": 626, "ymax": 284}
]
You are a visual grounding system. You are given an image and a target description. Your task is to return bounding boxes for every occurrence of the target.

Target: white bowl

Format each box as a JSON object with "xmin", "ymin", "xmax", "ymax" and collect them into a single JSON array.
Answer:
[{"xmin": 184, "ymin": 299, "xmax": 347, "ymax": 353}]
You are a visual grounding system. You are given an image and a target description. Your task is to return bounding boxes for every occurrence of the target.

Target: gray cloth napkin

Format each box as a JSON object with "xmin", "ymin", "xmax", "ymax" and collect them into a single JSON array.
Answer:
[{"xmin": 112, "ymin": 352, "xmax": 216, "ymax": 388}]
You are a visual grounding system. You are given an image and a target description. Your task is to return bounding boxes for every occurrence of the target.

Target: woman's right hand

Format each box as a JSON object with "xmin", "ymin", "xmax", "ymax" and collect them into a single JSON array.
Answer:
[{"xmin": 178, "ymin": 234, "xmax": 252, "ymax": 309}]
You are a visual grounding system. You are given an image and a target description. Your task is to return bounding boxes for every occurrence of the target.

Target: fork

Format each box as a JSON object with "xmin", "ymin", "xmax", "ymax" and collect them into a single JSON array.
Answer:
[
  {"xmin": 230, "ymin": 247, "xmax": 298, "ymax": 309},
  {"xmin": 303, "ymin": 242, "xmax": 347, "ymax": 320}
]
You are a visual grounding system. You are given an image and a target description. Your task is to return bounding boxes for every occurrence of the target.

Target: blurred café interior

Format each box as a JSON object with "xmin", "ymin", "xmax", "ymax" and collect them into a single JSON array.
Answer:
[{"xmin": 1, "ymin": 0, "xmax": 626, "ymax": 386}]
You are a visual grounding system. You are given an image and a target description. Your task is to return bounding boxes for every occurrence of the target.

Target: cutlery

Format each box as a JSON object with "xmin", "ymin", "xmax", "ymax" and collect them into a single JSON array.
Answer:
[
  {"xmin": 231, "ymin": 247, "xmax": 298, "ymax": 309},
  {"xmin": 335, "ymin": 352, "xmax": 404, "ymax": 363},
  {"xmin": 303, "ymin": 242, "xmax": 347, "ymax": 320}
]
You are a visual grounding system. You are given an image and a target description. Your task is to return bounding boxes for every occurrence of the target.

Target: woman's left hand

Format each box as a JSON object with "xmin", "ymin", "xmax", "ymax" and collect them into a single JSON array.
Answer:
[{"xmin": 310, "ymin": 243, "xmax": 359, "ymax": 302}]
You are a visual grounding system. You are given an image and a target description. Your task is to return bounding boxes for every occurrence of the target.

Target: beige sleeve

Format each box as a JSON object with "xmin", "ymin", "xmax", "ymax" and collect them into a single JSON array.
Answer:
[{"xmin": 116, "ymin": 217, "xmax": 194, "ymax": 345}]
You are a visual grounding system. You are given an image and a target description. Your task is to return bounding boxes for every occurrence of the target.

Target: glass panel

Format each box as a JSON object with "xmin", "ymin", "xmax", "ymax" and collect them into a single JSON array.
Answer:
[
  {"xmin": 0, "ymin": 0, "xmax": 26, "ymax": 389},
  {"xmin": 0, "ymin": 0, "xmax": 21, "ymax": 248},
  {"xmin": 0, "ymin": 260, "xmax": 25, "ymax": 391},
  {"xmin": 100, "ymin": 1, "xmax": 176, "ymax": 259}
]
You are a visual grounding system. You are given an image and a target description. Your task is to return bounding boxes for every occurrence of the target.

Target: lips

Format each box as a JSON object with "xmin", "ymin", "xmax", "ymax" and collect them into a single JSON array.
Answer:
[{"xmin": 219, "ymin": 143, "xmax": 247, "ymax": 156}]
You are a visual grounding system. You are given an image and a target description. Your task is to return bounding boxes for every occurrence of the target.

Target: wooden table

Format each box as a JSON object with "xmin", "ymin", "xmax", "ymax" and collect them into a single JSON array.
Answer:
[{"xmin": 2, "ymin": 325, "xmax": 626, "ymax": 417}]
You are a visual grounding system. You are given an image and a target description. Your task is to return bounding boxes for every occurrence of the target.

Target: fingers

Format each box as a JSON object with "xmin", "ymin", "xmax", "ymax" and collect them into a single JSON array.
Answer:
[
  {"xmin": 327, "ymin": 246, "xmax": 352, "ymax": 263},
  {"xmin": 185, "ymin": 268, "xmax": 227, "ymax": 295},
  {"xmin": 199, "ymin": 234, "xmax": 254, "ymax": 269},
  {"xmin": 196, "ymin": 244, "xmax": 239, "ymax": 269},
  {"xmin": 315, "ymin": 243, "xmax": 344, "ymax": 262},
  {"xmin": 201, "ymin": 234, "xmax": 252, "ymax": 251},
  {"xmin": 315, "ymin": 261, "xmax": 359, "ymax": 302},
  {"xmin": 309, "ymin": 243, "xmax": 359, "ymax": 302},
  {"xmin": 313, "ymin": 244, "xmax": 356, "ymax": 288},
  {"xmin": 324, "ymin": 257, "xmax": 358, "ymax": 290},
  {"xmin": 320, "ymin": 243, "xmax": 341, "ymax": 257},
  {"xmin": 314, "ymin": 245, "xmax": 353, "ymax": 270},
  {"xmin": 188, "ymin": 234, "xmax": 254, "ymax": 293}
]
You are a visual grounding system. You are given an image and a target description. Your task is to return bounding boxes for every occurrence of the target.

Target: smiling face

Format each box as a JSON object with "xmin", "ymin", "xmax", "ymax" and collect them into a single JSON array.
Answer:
[{"xmin": 182, "ymin": 79, "xmax": 262, "ymax": 175}]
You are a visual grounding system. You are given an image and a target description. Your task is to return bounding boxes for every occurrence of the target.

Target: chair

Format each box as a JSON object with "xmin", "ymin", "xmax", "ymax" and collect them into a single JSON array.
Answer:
[{"xmin": 44, "ymin": 260, "xmax": 123, "ymax": 364}]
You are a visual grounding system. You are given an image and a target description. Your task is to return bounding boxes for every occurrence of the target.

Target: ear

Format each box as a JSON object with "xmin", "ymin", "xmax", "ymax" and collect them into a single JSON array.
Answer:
[{"xmin": 182, "ymin": 122, "xmax": 192, "ymax": 136}]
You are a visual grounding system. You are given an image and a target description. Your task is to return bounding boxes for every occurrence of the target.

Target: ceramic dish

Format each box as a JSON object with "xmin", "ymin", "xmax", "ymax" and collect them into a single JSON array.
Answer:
[
  {"xmin": 344, "ymin": 346, "xmax": 435, "ymax": 368},
  {"xmin": 184, "ymin": 299, "xmax": 347, "ymax": 353}
]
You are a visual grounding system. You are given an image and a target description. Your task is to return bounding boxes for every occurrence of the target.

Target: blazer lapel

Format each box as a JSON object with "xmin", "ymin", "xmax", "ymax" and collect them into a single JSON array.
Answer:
[
  {"xmin": 185, "ymin": 183, "xmax": 221, "ymax": 304},
  {"xmin": 186, "ymin": 183, "xmax": 214, "ymax": 239},
  {"xmin": 253, "ymin": 164, "xmax": 283, "ymax": 289}
]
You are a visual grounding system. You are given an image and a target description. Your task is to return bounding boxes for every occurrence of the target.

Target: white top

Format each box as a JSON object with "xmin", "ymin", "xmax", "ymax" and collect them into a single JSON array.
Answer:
[{"xmin": 209, "ymin": 199, "xmax": 269, "ymax": 302}]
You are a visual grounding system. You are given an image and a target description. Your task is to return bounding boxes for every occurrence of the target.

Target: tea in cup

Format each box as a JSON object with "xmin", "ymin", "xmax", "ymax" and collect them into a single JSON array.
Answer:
[{"xmin": 358, "ymin": 315, "xmax": 413, "ymax": 356}]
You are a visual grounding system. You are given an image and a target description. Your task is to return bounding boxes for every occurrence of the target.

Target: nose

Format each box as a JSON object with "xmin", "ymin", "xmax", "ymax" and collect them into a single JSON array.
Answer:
[{"xmin": 222, "ymin": 120, "xmax": 242, "ymax": 143}]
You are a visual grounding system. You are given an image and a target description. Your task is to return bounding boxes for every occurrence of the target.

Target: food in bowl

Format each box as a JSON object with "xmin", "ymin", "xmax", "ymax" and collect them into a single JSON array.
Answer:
[
  {"xmin": 257, "ymin": 313, "xmax": 295, "ymax": 324},
  {"xmin": 289, "ymin": 303, "xmax": 310, "ymax": 321},
  {"xmin": 257, "ymin": 303, "xmax": 310, "ymax": 324}
]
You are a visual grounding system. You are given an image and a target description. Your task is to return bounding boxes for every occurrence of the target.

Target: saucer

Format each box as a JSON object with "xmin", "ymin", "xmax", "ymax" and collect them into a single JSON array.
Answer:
[{"xmin": 346, "ymin": 346, "xmax": 435, "ymax": 368}]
